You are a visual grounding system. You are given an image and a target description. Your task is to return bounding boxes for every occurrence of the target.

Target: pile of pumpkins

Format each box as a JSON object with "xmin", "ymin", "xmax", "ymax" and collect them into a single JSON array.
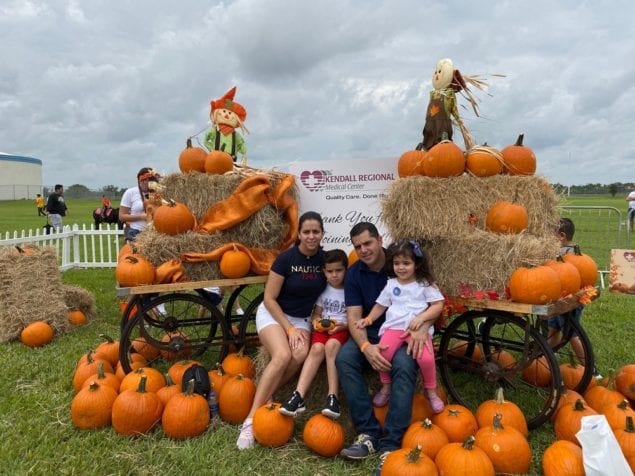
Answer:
[{"xmin": 178, "ymin": 138, "xmax": 235, "ymax": 175}]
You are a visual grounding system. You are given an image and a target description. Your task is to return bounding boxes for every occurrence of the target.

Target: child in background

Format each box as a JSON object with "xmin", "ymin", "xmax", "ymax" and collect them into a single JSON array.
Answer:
[
  {"xmin": 279, "ymin": 249, "xmax": 349, "ymax": 418},
  {"xmin": 547, "ymin": 218, "xmax": 601, "ymax": 377},
  {"xmin": 36, "ymin": 194, "xmax": 45, "ymax": 216},
  {"xmin": 356, "ymin": 239, "xmax": 445, "ymax": 412}
]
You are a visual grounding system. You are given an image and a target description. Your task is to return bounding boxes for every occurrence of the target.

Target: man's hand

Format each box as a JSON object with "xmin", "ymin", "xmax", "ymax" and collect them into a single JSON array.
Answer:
[
  {"xmin": 404, "ymin": 327, "xmax": 428, "ymax": 359},
  {"xmin": 363, "ymin": 343, "xmax": 391, "ymax": 372}
]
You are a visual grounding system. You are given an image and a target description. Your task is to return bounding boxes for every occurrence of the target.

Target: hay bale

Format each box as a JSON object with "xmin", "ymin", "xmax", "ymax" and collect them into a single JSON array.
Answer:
[
  {"xmin": 0, "ymin": 246, "xmax": 71, "ymax": 342},
  {"xmin": 381, "ymin": 175, "xmax": 561, "ymax": 294},
  {"xmin": 62, "ymin": 284, "xmax": 96, "ymax": 318},
  {"xmin": 135, "ymin": 171, "xmax": 296, "ymax": 281}
]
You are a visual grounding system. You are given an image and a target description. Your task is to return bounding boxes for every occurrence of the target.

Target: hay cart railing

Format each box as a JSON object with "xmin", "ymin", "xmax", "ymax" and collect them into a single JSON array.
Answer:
[{"xmin": 0, "ymin": 223, "xmax": 124, "ymax": 270}]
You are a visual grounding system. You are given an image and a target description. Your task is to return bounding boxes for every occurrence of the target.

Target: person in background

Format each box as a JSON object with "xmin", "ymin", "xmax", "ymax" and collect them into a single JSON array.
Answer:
[
  {"xmin": 119, "ymin": 167, "xmax": 160, "ymax": 243},
  {"xmin": 626, "ymin": 188, "xmax": 635, "ymax": 230},
  {"xmin": 46, "ymin": 184, "xmax": 68, "ymax": 232},
  {"xmin": 36, "ymin": 193, "xmax": 45, "ymax": 216}
]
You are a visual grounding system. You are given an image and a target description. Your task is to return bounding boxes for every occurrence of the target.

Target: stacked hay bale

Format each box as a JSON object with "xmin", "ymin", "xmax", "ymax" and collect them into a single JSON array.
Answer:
[
  {"xmin": 0, "ymin": 246, "xmax": 95, "ymax": 343},
  {"xmin": 382, "ymin": 175, "xmax": 560, "ymax": 295},
  {"xmin": 135, "ymin": 170, "xmax": 297, "ymax": 281}
]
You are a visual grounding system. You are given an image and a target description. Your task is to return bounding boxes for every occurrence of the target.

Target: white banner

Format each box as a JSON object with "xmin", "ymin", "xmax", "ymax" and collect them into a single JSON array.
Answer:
[{"xmin": 288, "ymin": 158, "xmax": 397, "ymax": 252}]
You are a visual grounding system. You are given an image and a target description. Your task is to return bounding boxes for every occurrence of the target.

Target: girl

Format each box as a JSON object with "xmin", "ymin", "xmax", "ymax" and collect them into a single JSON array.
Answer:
[{"xmin": 356, "ymin": 239, "xmax": 445, "ymax": 413}]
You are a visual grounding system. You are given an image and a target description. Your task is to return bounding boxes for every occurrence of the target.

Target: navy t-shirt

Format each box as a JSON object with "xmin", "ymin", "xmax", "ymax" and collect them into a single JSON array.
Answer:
[
  {"xmin": 344, "ymin": 257, "xmax": 388, "ymax": 341},
  {"xmin": 271, "ymin": 246, "xmax": 327, "ymax": 317}
]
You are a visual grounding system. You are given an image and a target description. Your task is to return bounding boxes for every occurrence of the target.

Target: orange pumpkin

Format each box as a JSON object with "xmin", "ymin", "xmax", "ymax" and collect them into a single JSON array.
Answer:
[
  {"xmin": 542, "ymin": 440, "xmax": 584, "ymax": 476},
  {"xmin": 119, "ymin": 367, "xmax": 166, "ymax": 394},
  {"xmin": 475, "ymin": 387, "xmax": 528, "ymax": 436},
  {"xmin": 422, "ymin": 139, "xmax": 465, "ymax": 177},
  {"xmin": 584, "ymin": 372, "xmax": 625, "ymax": 413},
  {"xmin": 178, "ymin": 138, "xmax": 207, "ymax": 173},
  {"xmin": 153, "ymin": 200, "xmax": 196, "ymax": 235},
  {"xmin": 615, "ymin": 365, "xmax": 635, "ymax": 400},
  {"xmin": 20, "ymin": 321, "xmax": 54, "ymax": 347},
  {"xmin": 509, "ymin": 265, "xmax": 561, "ymax": 304},
  {"xmin": 302, "ymin": 414, "xmax": 346, "ymax": 457},
  {"xmin": 562, "ymin": 246, "xmax": 598, "ymax": 288},
  {"xmin": 253, "ymin": 402, "xmax": 295, "ymax": 447},
  {"xmin": 544, "ymin": 260, "xmax": 582, "ymax": 296},
  {"xmin": 208, "ymin": 364, "xmax": 230, "ymax": 398},
  {"xmin": 373, "ymin": 404, "xmax": 389, "ymax": 429},
  {"xmin": 73, "ymin": 352, "xmax": 115, "ymax": 392},
  {"xmin": 80, "ymin": 362, "xmax": 121, "ymax": 393},
  {"xmin": 167, "ymin": 360, "xmax": 201, "ymax": 386},
  {"xmin": 490, "ymin": 349, "xmax": 516, "ymax": 370},
  {"xmin": 435, "ymin": 436, "xmax": 495, "ymax": 475},
  {"xmin": 397, "ymin": 150, "xmax": 426, "ymax": 177},
  {"xmin": 560, "ymin": 355, "xmax": 587, "ymax": 391},
  {"xmin": 410, "ymin": 392, "xmax": 434, "ymax": 423},
  {"xmin": 604, "ymin": 400, "xmax": 635, "ymax": 431},
  {"xmin": 204, "ymin": 150, "xmax": 234, "ymax": 174},
  {"xmin": 68, "ymin": 309, "xmax": 87, "ymax": 326},
  {"xmin": 551, "ymin": 388, "xmax": 584, "ymax": 422},
  {"xmin": 156, "ymin": 374, "xmax": 182, "ymax": 406},
  {"xmin": 381, "ymin": 446, "xmax": 438, "ymax": 476},
  {"xmin": 131, "ymin": 336, "xmax": 161, "ymax": 361},
  {"xmin": 116, "ymin": 255, "xmax": 156, "ymax": 287},
  {"xmin": 465, "ymin": 144, "xmax": 503, "ymax": 177},
  {"xmin": 522, "ymin": 355, "xmax": 552, "ymax": 387},
  {"xmin": 347, "ymin": 249, "xmax": 359, "ymax": 267},
  {"xmin": 485, "ymin": 200, "xmax": 529, "ymax": 234},
  {"xmin": 219, "ymin": 247, "xmax": 251, "ymax": 279},
  {"xmin": 95, "ymin": 334, "xmax": 120, "ymax": 367},
  {"xmin": 431, "ymin": 404, "xmax": 478, "ymax": 443},
  {"xmin": 111, "ymin": 375, "xmax": 164, "ymax": 436},
  {"xmin": 71, "ymin": 381, "xmax": 118, "ymax": 430},
  {"xmin": 222, "ymin": 348, "xmax": 255, "ymax": 378},
  {"xmin": 501, "ymin": 133, "xmax": 536, "ymax": 175},
  {"xmin": 614, "ymin": 416, "xmax": 635, "ymax": 464},
  {"xmin": 162, "ymin": 379, "xmax": 210, "ymax": 439},
  {"xmin": 474, "ymin": 413, "xmax": 531, "ymax": 475},
  {"xmin": 218, "ymin": 373, "xmax": 256, "ymax": 424},
  {"xmin": 554, "ymin": 399, "xmax": 598, "ymax": 443},
  {"xmin": 401, "ymin": 418, "xmax": 449, "ymax": 460}
]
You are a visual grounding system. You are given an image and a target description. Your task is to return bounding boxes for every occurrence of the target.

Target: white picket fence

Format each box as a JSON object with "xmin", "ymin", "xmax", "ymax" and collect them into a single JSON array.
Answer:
[{"xmin": 0, "ymin": 224, "xmax": 124, "ymax": 270}]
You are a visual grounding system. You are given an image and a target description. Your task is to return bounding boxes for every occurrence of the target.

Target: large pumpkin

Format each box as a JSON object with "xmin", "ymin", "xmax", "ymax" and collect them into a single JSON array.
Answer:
[
  {"xmin": 116, "ymin": 255, "xmax": 156, "ymax": 287},
  {"xmin": 302, "ymin": 414, "xmax": 345, "ymax": 457},
  {"xmin": 381, "ymin": 446, "xmax": 438, "ymax": 476},
  {"xmin": 474, "ymin": 413, "xmax": 531, "ymax": 474},
  {"xmin": 431, "ymin": 404, "xmax": 478, "ymax": 443},
  {"xmin": 178, "ymin": 138, "xmax": 207, "ymax": 173},
  {"xmin": 253, "ymin": 402, "xmax": 295, "ymax": 447},
  {"xmin": 401, "ymin": 418, "xmax": 448, "ymax": 460},
  {"xmin": 542, "ymin": 440, "xmax": 584, "ymax": 476},
  {"xmin": 422, "ymin": 139, "xmax": 465, "ymax": 177},
  {"xmin": 222, "ymin": 348, "xmax": 255, "ymax": 378},
  {"xmin": 554, "ymin": 399, "xmax": 598, "ymax": 443},
  {"xmin": 111, "ymin": 375, "xmax": 164, "ymax": 436},
  {"xmin": 485, "ymin": 201, "xmax": 529, "ymax": 234},
  {"xmin": 475, "ymin": 388, "xmax": 528, "ymax": 436},
  {"xmin": 219, "ymin": 247, "xmax": 251, "ymax": 279},
  {"xmin": 501, "ymin": 133, "xmax": 536, "ymax": 175},
  {"xmin": 204, "ymin": 150, "xmax": 234, "ymax": 174},
  {"xmin": 562, "ymin": 247, "xmax": 598, "ymax": 288},
  {"xmin": 465, "ymin": 144, "xmax": 503, "ymax": 177},
  {"xmin": 397, "ymin": 150, "xmax": 426, "ymax": 177},
  {"xmin": 435, "ymin": 436, "xmax": 495, "ymax": 475},
  {"xmin": 508, "ymin": 265, "xmax": 561, "ymax": 304},
  {"xmin": 162, "ymin": 379, "xmax": 210, "ymax": 439},
  {"xmin": 544, "ymin": 260, "xmax": 582, "ymax": 297},
  {"xmin": 217, "ymin": 374, "xmax": 256, "ymax": 424},
  {"xmin": 20, "ymin": 321, "xmax": 54, "ymax": 347},
  {"xmin": 71, "ymin": 381, "xmax": 118, "ymax": 430},
  {"xmin": 153, "ymin": 200, "xmax": 196, "ymax": 235}
]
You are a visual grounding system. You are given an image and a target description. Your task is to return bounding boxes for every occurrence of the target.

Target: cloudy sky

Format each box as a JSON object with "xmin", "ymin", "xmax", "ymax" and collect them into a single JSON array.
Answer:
[{"xmin": 1, "ymin": 0, "xmax": 633, "ymax": 189}]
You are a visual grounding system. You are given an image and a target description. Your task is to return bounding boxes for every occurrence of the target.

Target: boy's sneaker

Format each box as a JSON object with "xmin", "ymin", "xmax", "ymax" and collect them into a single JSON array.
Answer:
[
  {"xmin": 373, "ymin": 451, "xmax": 392, "ymax": 476},
  {"xmin": 339, "ymin": 433, "xmax": 377, "ymax": 460},
  {"xmin": 322, "ymin": 394, "xmax": 340, "ymax": 418},
  {"xmin": 279, "ymin": 390, "xmax": 305, "ymax": 417}
]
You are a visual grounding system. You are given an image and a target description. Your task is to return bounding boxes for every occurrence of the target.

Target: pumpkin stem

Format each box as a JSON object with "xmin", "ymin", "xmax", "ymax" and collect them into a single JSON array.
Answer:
[
  {"xmin": 15, "ymin": 245, "xmax": 25, "ymax": 254},
  {"xmin": 186, "ymin": 137, "xmax": 193, "ymax": 148},
  {"xmin": 99, "ymin": 334, "xmax": 115, "ymax": 344},
  {"xmin": 567, "ymin": 352, "xmax": 581, "ymax": 369},
  {"xmin": 626, "ymin": 416, "xmax": 634, "ymax": 433},
  {"xmin": 448, "ymin": 409, "xmax": 461, "ymax": 418},
  {"xmin": 422, "ymin": 418, "xmax": 433, "ymax": 429},
  {"xmin": 618, "ymin": 400, "xmax": 629, "ymax": 410},
  {"xmin": 494, "ymin": 387, "xmax": 506, "ymax": 405},
  {"xmin": 406, "ymin": 445, "xmax": 423, "ymax": 464},
  {"xmin": 97, "ymin": 362, "xmax": 105, "ymax": 379},
  {"xmin": 515, "ymin": 133, "xmax": 525, "ymax": 146},
  {"xmin": 164, "ymin": 373, "xmax": 175, "ymax": 387},
  {"xmin": 136, "ymin": 375, "xmax": 148, "ymax": 393},
  {"xmin": 573, "ymin": 399, "xmax": 586, "ymax": 411},
  {"xmin": 88, "ymin": 381, "xmax": 100, "ymax": 392},
  {"xmin": 184, "ymin": 378, "xmax": 195, "ymax": 396},
  {"xmin": 266, "ymin": 402, "xmax": 277, "ymax": 411},
  {"xmin": 124, "ymin": 255, "xmax": 140, "ymax": 265},
  {"xmin": 573, "ymin": 244, "xmax": 583, "ymax": 256},
  {"xmin": 214, "ymin": 363, "xmax": 226, "ymax": 375},
  {"xmin": 492, "ymin": 412, "xmax": 504, "ymax": 430},
  {"xmin": 461, "ymin": 435, "xmax": 476, "ymax": 450}
]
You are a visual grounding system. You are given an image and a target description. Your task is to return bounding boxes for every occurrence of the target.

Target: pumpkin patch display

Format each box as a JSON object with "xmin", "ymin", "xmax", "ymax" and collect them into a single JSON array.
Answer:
[
  {"xmin": 178, "ymin": 138, "xmax": 207, "ymax": 173},
  {"xmin": 302, "ymin": 414, "xmax": 345, "ymax": 457},
  {"xmin": 20, "ymin": 321, "xmax": 54, "ymax": 347},
  {"xmin": 485, "ymin": 200, "xmax": 529, "ymax": 234},
  {"xmin": 501, "ymin": 134, "xmax": 536, "ymax": 175},
  {"xmin": 253, "ymin": 402, "xmax": 294, "ymax": 447}
]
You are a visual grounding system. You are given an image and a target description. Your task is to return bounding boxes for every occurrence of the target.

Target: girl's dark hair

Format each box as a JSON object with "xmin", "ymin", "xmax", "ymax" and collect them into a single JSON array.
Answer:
[
  {"xmin": 324, "ymin": 248, "xmax": 348, "ymax": 267},
  {"xmin": 385, "ymin": 239, "xmax": 434, "ymax": 284},
  {"xmin": 295, "ymin": 211, "xmax": 324, "ymax": 246}
]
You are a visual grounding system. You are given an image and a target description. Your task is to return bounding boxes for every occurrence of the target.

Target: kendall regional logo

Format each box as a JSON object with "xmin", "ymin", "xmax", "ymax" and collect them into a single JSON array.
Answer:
[
  {"xmin": 299, "ymin": 169, "xmax": 396, "ymax": 192},
  {"xmin": 300, "ymin": 170, "xmax": 329, "ymax": 191}
]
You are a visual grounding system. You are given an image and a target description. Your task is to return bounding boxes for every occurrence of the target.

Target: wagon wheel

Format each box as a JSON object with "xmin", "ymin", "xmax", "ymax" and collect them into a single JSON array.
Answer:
[
  {"xmin": 438, "ymin": 310, "xmax": 561, "ymax": 429},
  {"xmin": 222, "ymin": 284, "xmax": 265, "ymax": 353},
  {"xmin": 119, "ymin": 292, "xmax": 229, "ymax": 374},
  {"xmin": 539, "ymin": 310, "xmax": 595, "ymax": 393}
]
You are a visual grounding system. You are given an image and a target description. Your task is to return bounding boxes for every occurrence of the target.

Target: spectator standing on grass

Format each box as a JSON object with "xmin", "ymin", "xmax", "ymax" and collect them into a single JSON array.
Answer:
[
  {"xmin": 626, "ymin": 188, "xmax": 635, "ymax": 230},
  {"xmin": 46, "ymin": 185, "xmax": 67, "ymax": 232},
  {"xmin": 35, "ymin": 194, "xmax": 45, "ymax": 216}
]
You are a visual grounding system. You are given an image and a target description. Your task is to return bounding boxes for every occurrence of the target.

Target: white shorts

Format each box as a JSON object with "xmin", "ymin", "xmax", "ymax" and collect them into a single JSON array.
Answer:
[{"xmin": 255, "ymin": 303, "xmax": 312, "ymax": 333}]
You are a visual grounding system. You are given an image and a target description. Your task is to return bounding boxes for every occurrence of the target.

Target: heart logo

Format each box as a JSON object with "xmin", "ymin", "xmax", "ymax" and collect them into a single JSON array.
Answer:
[{"xmin": 300, "ymin": 170, "xmax": 326, "ymax": 191}]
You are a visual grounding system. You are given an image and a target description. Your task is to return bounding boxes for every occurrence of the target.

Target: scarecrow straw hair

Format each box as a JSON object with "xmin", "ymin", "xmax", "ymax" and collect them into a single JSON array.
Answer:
[
  {"xmin": 381, "ymin": 175, "xmax": 560, "ymax": 294},
  {"xmin": 135, "ymin": 170, "xmax": 297, "ymax": 281}
]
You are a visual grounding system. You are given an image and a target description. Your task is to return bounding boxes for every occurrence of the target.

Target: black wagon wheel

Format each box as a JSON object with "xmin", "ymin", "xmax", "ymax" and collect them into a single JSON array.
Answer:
[
  {"xmin": 119, "ymin": 292, "xmax": 229, "ymax": 374},
  {"xmin": 438, "ymin": 310, "xmax": 561, "ymax": 429},
  {"xmin": 540, "ymin": 310, "xmax": 595, "ymax": 393}
]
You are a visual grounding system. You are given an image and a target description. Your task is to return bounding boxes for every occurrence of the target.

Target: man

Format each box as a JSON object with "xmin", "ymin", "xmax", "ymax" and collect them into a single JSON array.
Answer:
[
  {"xmin": 627, "ymin": 188, "xmax": 635, "ymax": 230},
  {"xmin": 335, "ymin": 222, "xmax": 428, "ymax": 473},
  {"xmin": 46, "ymin": 184, "xmax": 68, "ymax": 232}
]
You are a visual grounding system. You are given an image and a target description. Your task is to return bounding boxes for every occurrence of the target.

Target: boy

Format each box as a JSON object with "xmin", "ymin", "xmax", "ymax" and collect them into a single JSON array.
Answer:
[{"xmin": 279, "ymin": 249, "xmax": 349, "ymax": 418}]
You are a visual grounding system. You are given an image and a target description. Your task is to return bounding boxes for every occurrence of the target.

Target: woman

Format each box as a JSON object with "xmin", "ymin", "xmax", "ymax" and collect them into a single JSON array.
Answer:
[
  {"xmin": 119, "ymin": 167, "xmax": 160, "ymax": 243},
  {"xmin": 237, "ymin": 211, "xmax": 327, "ymax": 449}
]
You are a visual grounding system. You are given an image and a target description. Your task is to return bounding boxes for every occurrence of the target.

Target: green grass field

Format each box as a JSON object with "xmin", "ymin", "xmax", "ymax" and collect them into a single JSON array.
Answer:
[{"xmin": 0, "ymin": 195, "xmax": 633, "ymax": 475}]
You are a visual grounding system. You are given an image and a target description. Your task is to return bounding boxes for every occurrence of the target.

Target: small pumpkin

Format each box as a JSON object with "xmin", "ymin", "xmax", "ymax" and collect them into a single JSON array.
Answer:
[
  {"xmin": 253, "ymin": 402, "xmax": 295, "ymax": 447},
  {"xmin": 509, "ymin": 265, "xmax": 561, "ymax": 304},
  {"xmin": 401, "ymin": 418, "xmax": 448, "ymax": 460},
  {"xmin": 560, "ymin": 354, "xmax": 587, "ymax": 391},
  {"xmin": 542, "ymin": 440, "xmax": 584, "ymax": 476},
  {"xmin": 465, "ymin": 144, "xmax": 503, "ymax": 177},
  {"xmin": 95, "ymin": 334, "xmax": 120, "ymax": 367},
  {"xmin": 302, "ymin": 414, "xmax": 346, "ymax": 457},
  {"xmin": 204, "ymin": 150, "xmax": 234, "ymax": 174},
  {"xmin": 111, "ymin": 375, "xmax": 164, "ymax": 436},
  {"xmin": 562, "ymin": 245, "xmax": 598, "ymax": 288},
  {"xmin": 522, "ymin": 355, "xmax": 552, "ymax": 387},
  {"xmin": 157, "ymin": 374, "xmax": 182, "ymax": 406},
  {"xmin": 381, "ymin": 445, "xmax": 438, "ymax": 476},
  {"xmin": 222, "ymin": 347, "xmax": 255, "ymax": 378},
  {"xmin": 431, "ymin": 404, "xmax": 478, "ymax": 443},
  {"xmin": 474, "ymin": 413, "xmax": 531, "ymax": 474},
  {"xmin": 71, "ymin": 380, "xmax": 118, "ymax": 430},
  {"xmin": 485, "ymin": 200, "xmax": 529, "ymax": 234},
  {"xmin": 68, "ymin": 309, "xmax": 87, "ymax": 326},
  {"xmin": 20, "ymin": 321, "xmax": 54, "ymax": 347},
  {"xmin": 217, "ymin": 373, "xmax": 256, "ymax": 424},
  {"xmin": 178, "ymin": 138, "xmax": 207, "ymax": 173},
  {"xmin": 167, "ymin": 359, "xmax": 202, "ymax": 387},
  {"xmin": 614, "ymin": 416, "xmax": 635, "ymax": 463},
  {"xmin": 208, "ymin": 364, "xmax": 230, "ymax": 398},
  {"xmin": 615, "ymin": 364, "xmax": 635, "ymax": 400},
  {"xmin": 475, "ymin": 387, "xmax": 528, "ymax": 436},
  {"xmin": 116, "ymin": 255, "xmax": 156, "ymax": 287},
  {"xmin": 397, "ymin": 150, "xmax": 426, "ymax": 177},
  {"xmin": 435, "ymin": 435, "xmax": 495, "ymax": 476},
  {"xmin": 119, "ymin": 367, "xmax": 166, "ymax": 394},
  {"xmin": 490, "ymin": 349, "xmax": 516, "ymax": 370},
  {"xmin": 219, "ymin": 247, "xmax": 251, "ymax": 279},
  {"xmin": 544, "ymin": 259, "xmax": 582, "ymax": 297},
  {"xmin": 554, "ymin": 398, "xmax": 598, "ymax": 443},
  {"xmin": 422, "ymin": 137, "xmax": 465, "ymax": 177},
  {"xmin": 80, "ymin": 362, "xmax": 121, "ymax": 393},
  {"xmin": 73, "ymin": 351, "xmax": 115, "ymax": 392},
  {"xmin": 501, "ymin": 133, "xmax": 536, "ymax": 175},
  {"xmin": 153, "ymin": 199, "xmax": 196, "ymax": 235},
  {"xmin": 162, "ymin": 379, "xmax": 210, "ymax": 439}
]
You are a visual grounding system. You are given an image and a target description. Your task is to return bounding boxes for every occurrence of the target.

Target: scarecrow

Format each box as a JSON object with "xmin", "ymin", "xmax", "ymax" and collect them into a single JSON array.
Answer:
[{"xmin": 204, "ymin": 86, "xmax": 248, "ymax": 164}]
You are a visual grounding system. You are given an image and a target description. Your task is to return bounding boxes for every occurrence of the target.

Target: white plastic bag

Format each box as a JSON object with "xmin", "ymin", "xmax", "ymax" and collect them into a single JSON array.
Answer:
[{"xmin": 575, "ymin": 414, "xmax": 633, "ymax": 476}]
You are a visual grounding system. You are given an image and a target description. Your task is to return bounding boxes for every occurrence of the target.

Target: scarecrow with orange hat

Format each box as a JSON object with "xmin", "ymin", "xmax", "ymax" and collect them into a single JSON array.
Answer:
[{"xmin": 204, "ymin": 86, "xmax": 248, "ymax": 164}]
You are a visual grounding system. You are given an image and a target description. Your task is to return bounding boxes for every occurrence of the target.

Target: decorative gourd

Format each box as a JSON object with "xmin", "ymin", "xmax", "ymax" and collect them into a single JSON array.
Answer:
[
  {"xmin": 111, "ymin": 375, "xmax": 164, "ymax": 436},
  {"xmin": 157, "ymin": 374, "xmax": 181, "ymax": 406},
  {"xmin": 73, "ymin": 351, "xmax": 115, "ymax": 392},
  {"xmin": 554, "ymin": 399, "xmax": 598, "ymax": 443},
  {"xmin": 302, "ymin": 414, "xmax": 346, "ymax": 457},
  {"xmin": 162, "ymin": 379, "xmax": 210, "ymax": 439},
  {"xmin": 435, "ymin": 436, "xmax": 495, "ymax": 476},
  {"xmin": 253, "ymin": 402, "xmax": 295, "ymax": 447},
  {"xmin": 501, "ymin": 133, "xmax": 536, "ymax": 175},
  {"xmin": 381, "ymin": 445, "xmax": 438, "ymax": 476},
  {"xmin": 71, "ymin": 380, "xmax": 118, "ymax": 430},
  {"xmin": 465, "ymin": 144, "xmax": 503, "ymax": 177},
  {"xmin": 615, "ymin": 364, "xmax": 635, "ymax": 400},
  {"xmin": 167, "ymin": 360, "xmax": 201, "ymax": 386},
  {"xmin": 509, "ymin": 265, "xmax": 561, "ymax": 304},
  {"xmin": 95, "ymin": 334, "xmax": 120, "ymax": 367},
  {"xmin": 178, "ymin": 138, "xmax": 208, "ymax": 173},
  {"xmin": 68, "ymin": 309, "xmax": 87, "ymax": 326},
  {"xmin": 397, "ymin": 150, "xmax": 426, "ymax": 177},
  {"xmin": 542, "ymin": 440, "xmax": 584, "ymax": 476},
  {"xmin": 217, "ymin": 373, "xmax": 256, "ymax": 424},
  {"xmin": 562, "ymin": 245, "xmax": 598, "ymax": 287},
  {"xmin": 116, "ymin": 255, "xmax": 156, "ymax": 287},
  {"xmin": 119, "ymin": 367, "xmax": 166, "ymax": 394},
  {"xmin": 208, "ymin": 364, "xmax": 230, "ymax": 398},
  {"xmin": 544, "ymin": 260, "xmax": 582, "ymax": 296},
  {"xmin": 485, "ymin": 201, "xmax": 529, "ymax": 234},
  {"xmin": 475, "ymin": 388, "xmax": 528, "ymax": 436},
  {"xmin": 474, "ymin": 413, "xmax": 531, "ymax": 474},
  {"xmin": 522, "ymin": 356, "xmax": 552, "ymax": 387},
  {"xmin": 401, "ymin": 418, "xmax": 449, "ymax": 460},
  {"xmin": 431, "ymin": 404, "xmax": 478, "ymax": 443},
  {"xmin": 160, "ymin": 331, "xmax": 191, "ymax": 361},
  {"xmin": 422, "ymin": 137, "xmax": 465, "ymax": 177},
  {"xmin": 153, "ymin": 199, "xmax": 196, "ymax": 235},
  {"xmin": 20, "ymin": 321, "xmax": 54, "ymax": 347},
  {"xmin": 204, "ymin": 150, "xmax": 234, "ymax": 174},
  {"xmin": 80, "ymin": 362, "xmax": 121, "ymax": 393},
  {"xmin": 614, "ymin": 416, "xmax": 635, "ymax": 463},
  {"xmin": 219, "ymin": 247, "xmax": 251, "ymax": 279},
  {"xmin": 221, "ymin": 348, "xmax": 255, "ymax": 378},
  {"xmin": 314, "ymin": 318, "xmax": 335, "ymax": 332},
  {"xmin": 131, "ymin": 336, "xmax": 160, "ymax": 361},
  {"xmin": 604, "ymin": 400, "xmax": 635, "ymax": 431}
]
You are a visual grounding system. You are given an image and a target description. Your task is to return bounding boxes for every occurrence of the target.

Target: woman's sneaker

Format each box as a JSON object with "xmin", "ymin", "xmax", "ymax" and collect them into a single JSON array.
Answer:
[
  {"xmin": 279, "ymin": 390, "xmax": 305, "ymax": 417},
  {"xmin": 321, "ymin": 394, "xmax": 340, "ymax": 418},
  {"xmin": 236, "ymin": 418, "xmax": 255, "ymax": 449}
]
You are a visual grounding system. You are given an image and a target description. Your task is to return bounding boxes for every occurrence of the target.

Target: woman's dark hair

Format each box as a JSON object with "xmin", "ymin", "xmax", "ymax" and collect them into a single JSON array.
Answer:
[
  {"xmin": 324, "ymin": 248, "xmax": 348, "ymax": 268},
  {"xmin": 295, "ymin": 211, "xmax": 324, "ymax": 245},
  {"xmin": 385, "ymin": 239, "xmax": 434, "ymax": 284}
]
